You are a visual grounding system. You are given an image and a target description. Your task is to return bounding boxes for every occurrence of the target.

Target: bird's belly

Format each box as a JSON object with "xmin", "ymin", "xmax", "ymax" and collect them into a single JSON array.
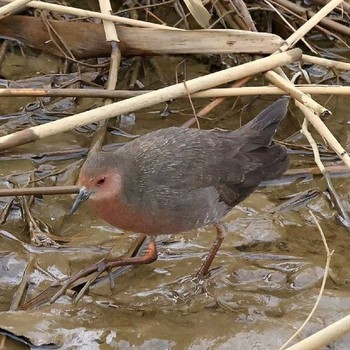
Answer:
[{"xmin": 90, "ymin": 198, "xmax": 193, "ymax": 235}]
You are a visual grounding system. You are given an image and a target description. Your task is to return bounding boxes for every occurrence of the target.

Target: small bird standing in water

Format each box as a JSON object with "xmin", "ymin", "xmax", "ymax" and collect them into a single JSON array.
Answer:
[{"xmin": 54, "ymin": 98, "xmax": 289, "ymax": 301}]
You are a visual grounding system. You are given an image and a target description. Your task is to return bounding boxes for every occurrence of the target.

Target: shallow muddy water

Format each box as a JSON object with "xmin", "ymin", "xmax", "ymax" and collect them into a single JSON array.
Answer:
[{"xmin": 0, "ymin": 45, "xmax": 349, "ymax": 350}]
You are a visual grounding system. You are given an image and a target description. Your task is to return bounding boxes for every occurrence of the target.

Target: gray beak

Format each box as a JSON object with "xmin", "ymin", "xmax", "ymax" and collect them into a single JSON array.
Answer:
[{"xmin": 71, "ymin": 187, "xmax": 91, "ymax": 214}]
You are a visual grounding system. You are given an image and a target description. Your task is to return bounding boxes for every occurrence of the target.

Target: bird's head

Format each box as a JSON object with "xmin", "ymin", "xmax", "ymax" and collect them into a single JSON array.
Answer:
[{"xmin": 71, "ymin": 152, "xmax": 122, "ymax": 214}]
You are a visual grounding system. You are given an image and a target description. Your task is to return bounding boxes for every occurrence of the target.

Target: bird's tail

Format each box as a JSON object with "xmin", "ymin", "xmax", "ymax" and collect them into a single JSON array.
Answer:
[{"xmin": 241, "ymin": 97, "xmax": 290, "ymax": 147}]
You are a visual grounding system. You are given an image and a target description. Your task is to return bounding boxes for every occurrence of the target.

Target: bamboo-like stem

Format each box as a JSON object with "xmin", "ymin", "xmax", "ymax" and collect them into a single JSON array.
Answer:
[
  {"xmin": 0, "ymin": 0, "xmax": 31, "ymax": 18},
  {"xmin": 302, "ymin": 54, "xmax": 350, "ymax": 71},
  {"xmin": 0, "ymin": 88, "xmax": 148, "ymax": 98},
  {"xmin": 88, "ymin": 0, "xmax": 122, "ymax": 156},
  {"xmin": 296, "ymin": 101, "xmax": 350, "ymax": 169},
  {"xmin": 285, "ymin": 315, "xmax": 350, "ymax": 350},
  {"xmin": 99, "ymin": 0, "xmax": 119, "ymax": 42},
  {"xmin": 0, "ymin": 48, "xmax": 302, "ymax": 151},
  {"xmin": 194, "ymin": 85, "xmax": 350, "ymax": 97},
  {"xmin": 265, "ymin": 70, "xmax": 330, "ymax": 117}
]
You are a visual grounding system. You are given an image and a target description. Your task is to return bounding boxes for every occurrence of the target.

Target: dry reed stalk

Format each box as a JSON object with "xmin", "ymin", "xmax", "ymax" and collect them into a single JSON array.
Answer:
[
  {"xmin": 0, "ymin": 48, "xmax": 302, "ymax": 151},
  {"xmin": 0, "ymin": 0, "xmax": 31, "ymax": 18},
  {"xmin": 183, "ymin": 0, "xmax": 211, "ymax": 28},
  {"xmin": 2, "ymin": 0, "xmax": 181, "ymax": 30},
  {"xmin": 194, "ymin": 86, "xmax": 350, "ymax": 97},
  {"xmin": 312, "ymin": 0, "xmax": 350, "ymax": 13},
  {"xmin": 278, "ymin": 0, "xmax": 344, "ymax": 50},
  {"xmin": 265, "ymin": 70, "xmax": 329, "ymax": 116},
  {"xmin": 270, "ymin": 0, "xmax": 306, "ymax": 15},
  {"xmin": 308, "ymin": 9, "xmax": 350, "ymax": 36},
  {"xmin": 296, "ymin": 101, "xmax": 350, "ymax": 169},
  {"xmin": 272, "ymin": 0, "xmax": 350, "ymax": 36},
  {"xmin": 285, "ymin": 314, "xmax": 350, "ymax": 350},
  {"xmin": 302, "ymin": 54, "xmax": 350, "ymax": 71},
  {"xmin": 0, "ymin": 15, "xmax": 284, "ymax": 57},
  {"xmin": 300, "ymin": 118, "xmax": 350, "ymax": 223},
  {"xmin": 284, "ymin": 165, "xmax": 350, "ymax": 177},
  {"xmin": 87, "ymin": 0, "xmax": 121, "ymax": 156},
  {"xmin": 99, "ymin": 0, "xmax": 119, "ymax": 42},
  {"xmin": 264, "ymin": 0, "xmax": 316, "ymax": 53},
  {"xmin": 4, "ymin": 85, "xmax": 350, "ymax": 98}
]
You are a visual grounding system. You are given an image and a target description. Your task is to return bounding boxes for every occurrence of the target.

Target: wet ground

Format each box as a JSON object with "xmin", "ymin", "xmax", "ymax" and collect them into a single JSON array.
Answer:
[{"xmin": 0, "ymin": 47, "xmax": 350, "ymax": 350}]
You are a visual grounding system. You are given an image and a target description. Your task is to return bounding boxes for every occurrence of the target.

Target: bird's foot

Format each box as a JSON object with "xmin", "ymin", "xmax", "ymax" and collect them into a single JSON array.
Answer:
[
  {"xmin": 49, "ymin": 259, "xmax": 107, "ymax": 304},
  {"xmin": 30, "ymin": 230, "xmax": 61, "ymax": 248},
  {"xmin": 49, "ymin": 238, "xmax": 158, "ymax": 304}
]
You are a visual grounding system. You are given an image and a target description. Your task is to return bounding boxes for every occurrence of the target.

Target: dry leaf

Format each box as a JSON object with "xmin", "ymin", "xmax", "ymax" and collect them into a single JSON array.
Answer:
[{"xmin": 183, "ymin": 0, "xmax": 211, "ymax": 28}]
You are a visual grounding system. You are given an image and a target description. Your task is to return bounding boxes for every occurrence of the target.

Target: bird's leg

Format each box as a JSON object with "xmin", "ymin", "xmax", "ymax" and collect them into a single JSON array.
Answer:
[
  {"xmin": 197, "ymin": 223, "xmax": 226, "ymax": 276},
  {"xmin": 50, "ymin": 237, "xmax": 158, "ymax": 303}
]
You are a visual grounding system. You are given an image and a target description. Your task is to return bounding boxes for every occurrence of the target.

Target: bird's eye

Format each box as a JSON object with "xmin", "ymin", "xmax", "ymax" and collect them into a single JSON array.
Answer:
[{"xmin": 97, "ymin": 177, "xmax": 105, "ymax": 186}]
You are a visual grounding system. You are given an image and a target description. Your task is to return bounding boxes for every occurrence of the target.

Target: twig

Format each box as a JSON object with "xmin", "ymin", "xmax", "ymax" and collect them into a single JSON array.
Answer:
[
  {"xmin": 181, "ymin": 76, "xmax": 250, "ymax": 128},
  {"xmin": 0, "ymin": 186, "xmax": 79, "ymax": 196},
  {"xmin": 41, "ymin": 14, "xmax": 76, "ymax": 60},
  {"xmin": 183, "ymin": 81, "xmax": 200, "ymax": 129},
  {"xmin": 280, "ymin": 210, "xmax": 333, "ymax": 350}
]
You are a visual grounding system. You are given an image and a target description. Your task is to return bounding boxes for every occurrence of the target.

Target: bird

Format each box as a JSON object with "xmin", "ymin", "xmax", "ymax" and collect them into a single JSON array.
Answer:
[{"xmin": 52, "ymin": 97, "xmax": 290, "ymax": 302}]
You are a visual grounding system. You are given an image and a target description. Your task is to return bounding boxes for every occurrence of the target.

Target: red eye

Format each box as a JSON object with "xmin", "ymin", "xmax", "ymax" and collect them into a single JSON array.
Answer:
[{"xmin": 97, "ymin": 177, "xmax": 105, "ymax": 186}]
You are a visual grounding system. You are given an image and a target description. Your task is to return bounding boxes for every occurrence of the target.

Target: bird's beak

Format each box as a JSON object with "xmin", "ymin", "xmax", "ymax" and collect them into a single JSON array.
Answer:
[{"xmin": 71, "ymin": 187, "xmax": 91, "ymax": 214}]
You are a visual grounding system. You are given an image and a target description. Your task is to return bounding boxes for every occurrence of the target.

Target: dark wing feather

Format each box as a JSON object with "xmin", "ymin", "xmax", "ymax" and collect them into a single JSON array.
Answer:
[{"xmin": 117, "ymin": 98, "xmax": 289, "ymax": 227}]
